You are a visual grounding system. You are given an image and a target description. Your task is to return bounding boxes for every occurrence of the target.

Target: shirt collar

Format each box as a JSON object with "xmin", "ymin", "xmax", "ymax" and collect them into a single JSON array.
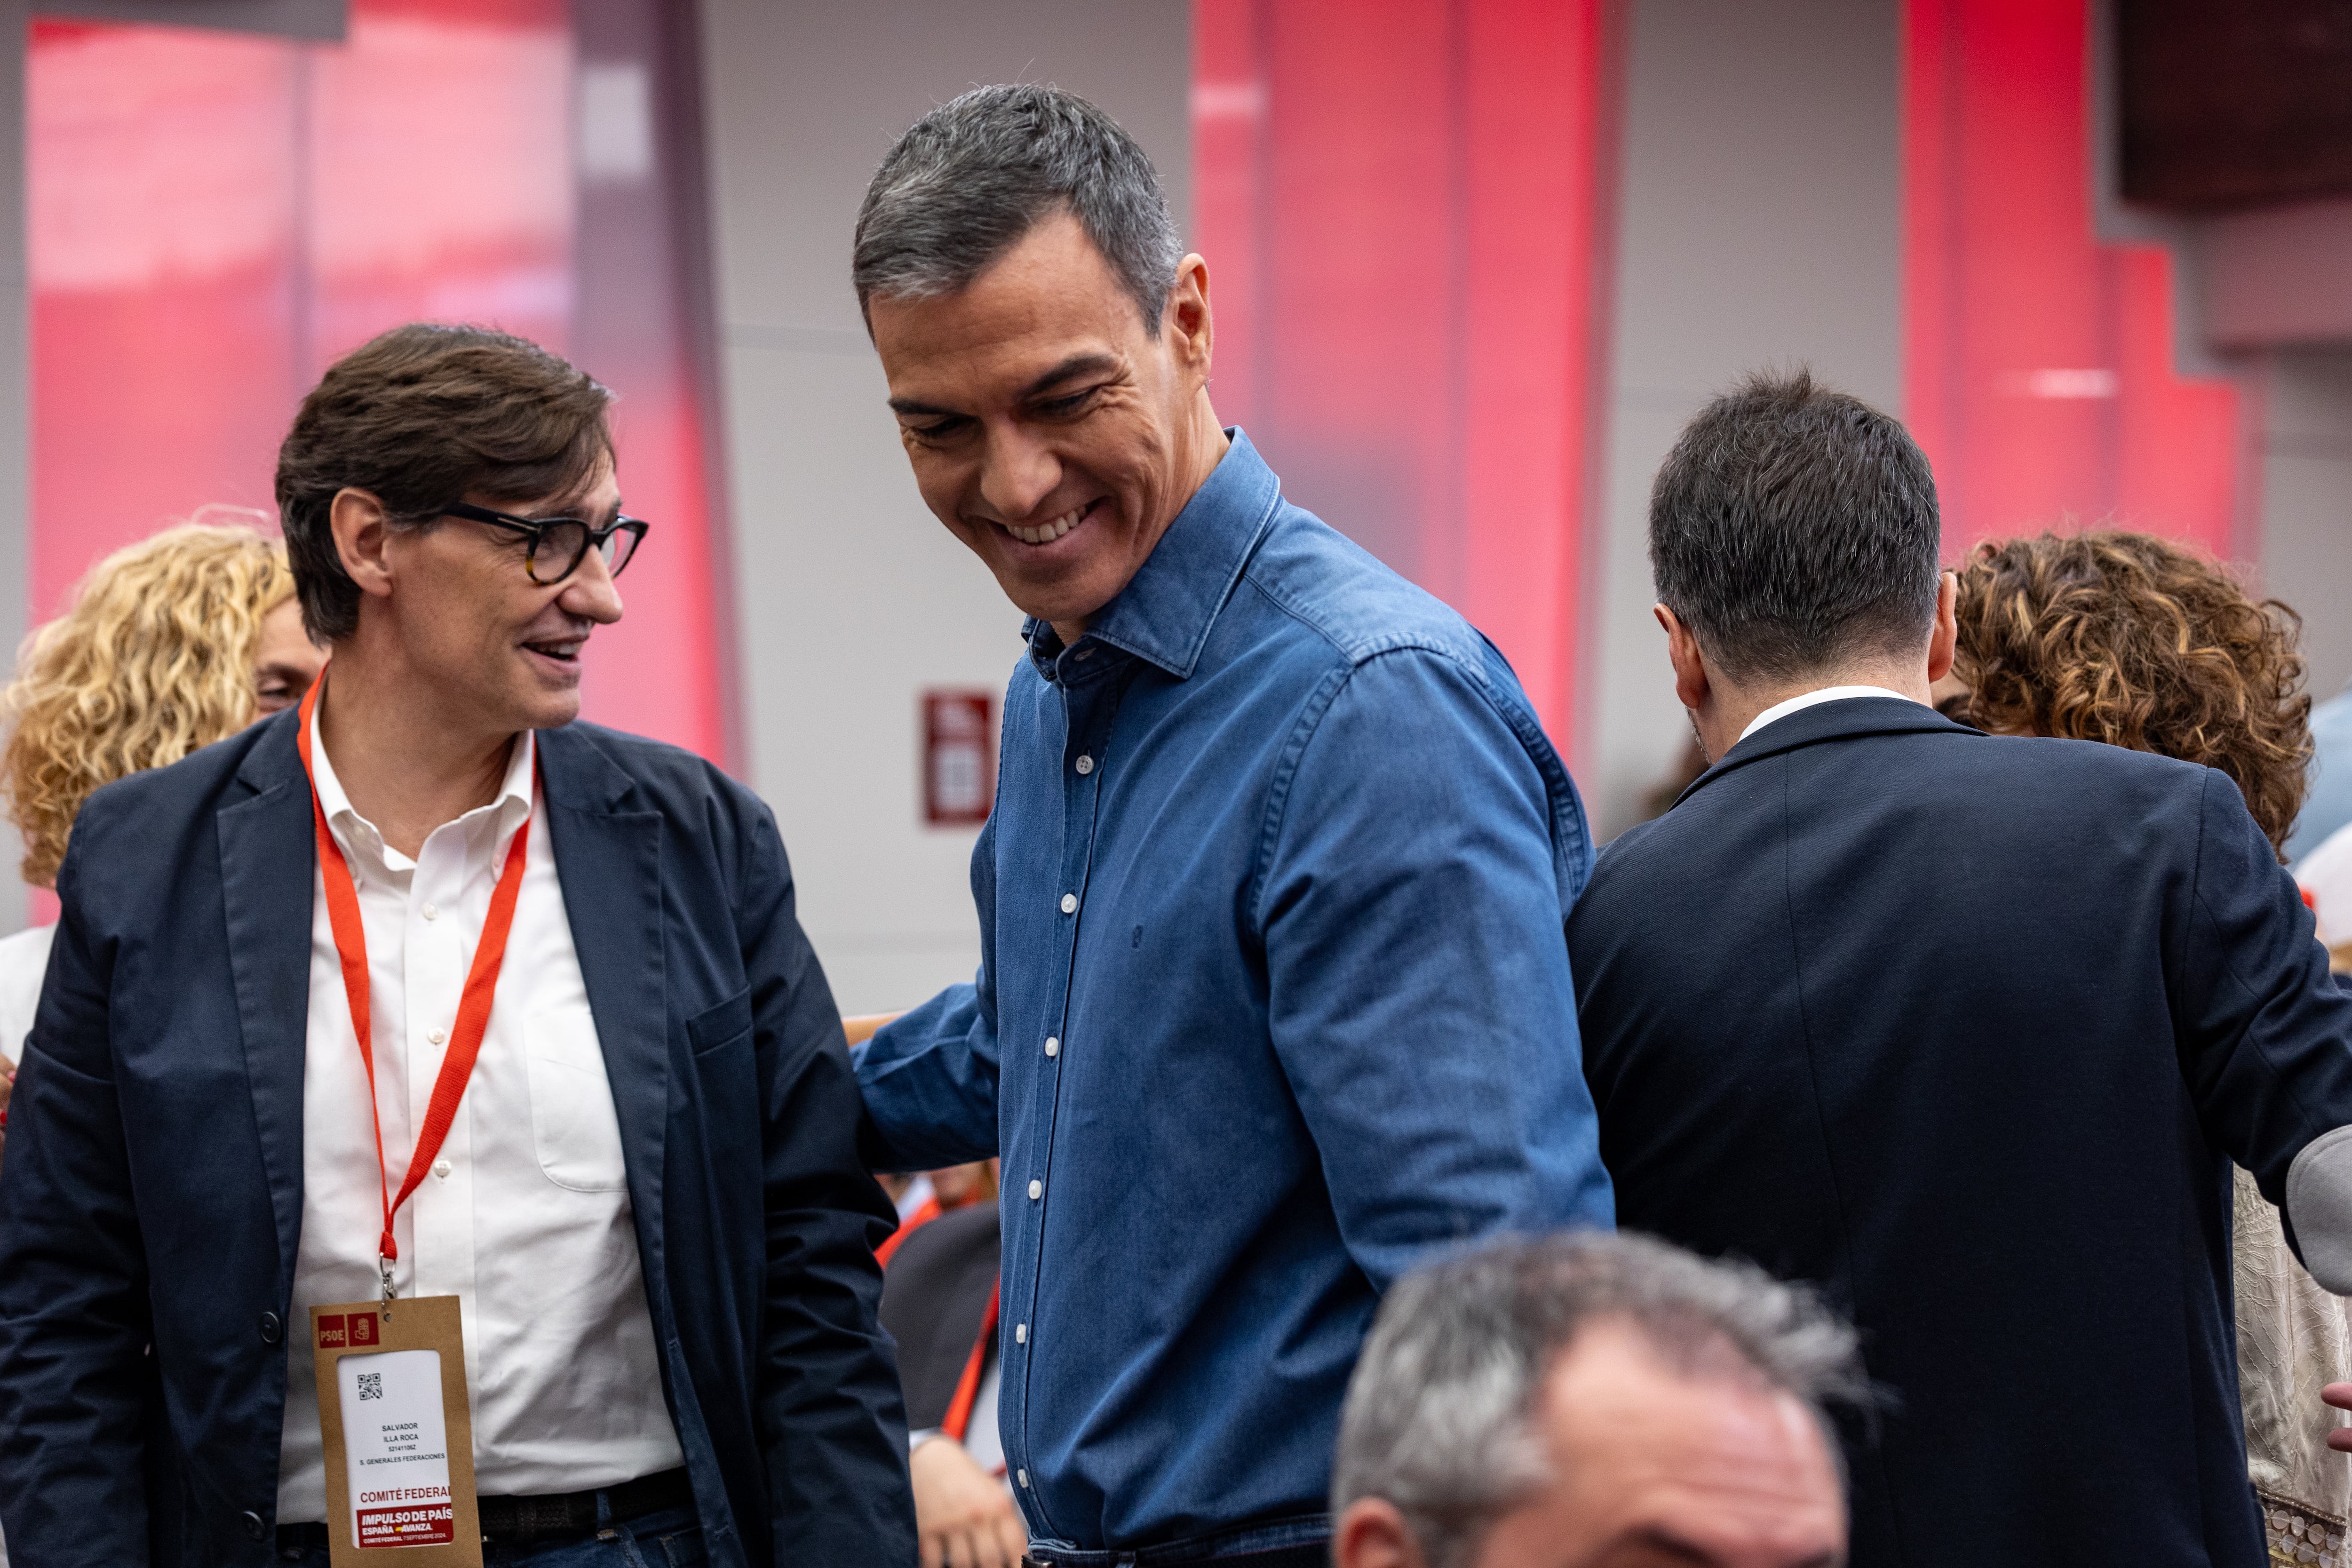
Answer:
[
  {"xmin": 1738, "ymin": 684, "xmax": 1923, "ymax": 745},
  {"xmin": 1023, "ymin": 428, "xmax": 1281, "ymax": 682},
  {"xmin": 306, "ymin": 696, "xmax": 535, "ymax": 877}
]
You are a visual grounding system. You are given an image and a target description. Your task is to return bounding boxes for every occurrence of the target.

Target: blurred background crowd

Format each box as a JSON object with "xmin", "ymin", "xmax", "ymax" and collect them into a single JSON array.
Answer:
[
  {"xmin": 0, "ymin": 0, "xmax": 2345, "ymax": 994},
  {"xmin": 0, "ymin": 4, "xmax": 2346, "ymax": 1567}
]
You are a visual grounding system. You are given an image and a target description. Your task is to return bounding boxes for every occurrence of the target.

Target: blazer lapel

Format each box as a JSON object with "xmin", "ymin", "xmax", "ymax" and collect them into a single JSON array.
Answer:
[
  {"xmin": 537, "ymin": 727, "xmax": 669, "ymax": 1269},
  {"xmin": 217, "ymin": 714, "xmax": 318, "ymax": 1290}
]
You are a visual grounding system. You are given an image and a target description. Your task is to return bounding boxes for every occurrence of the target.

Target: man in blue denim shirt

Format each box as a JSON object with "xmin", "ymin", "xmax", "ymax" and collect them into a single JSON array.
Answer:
[{"xmin": 850, "ymin": 86, "xmax": 1613, "ymax": 1568}]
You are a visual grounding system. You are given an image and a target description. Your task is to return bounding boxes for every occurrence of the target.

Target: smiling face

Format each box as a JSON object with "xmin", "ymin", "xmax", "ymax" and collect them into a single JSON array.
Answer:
[
  {"xmin": 868, "ymin": 211, "xmax": 1225, "ymax": 641},
  {"xmin": 375, "ymin": 452, "xmax": 626, "ymax": 737}
]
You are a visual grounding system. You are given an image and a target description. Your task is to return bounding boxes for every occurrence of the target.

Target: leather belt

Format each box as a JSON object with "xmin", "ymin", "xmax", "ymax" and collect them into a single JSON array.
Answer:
[
  {"xmin": 274, "ymin": 1467, "xmax": 692, "ymax": 1553},
  {"xmin": 1024, "ymin": 1552, "xmax": 1327, "ymax": 1568}
]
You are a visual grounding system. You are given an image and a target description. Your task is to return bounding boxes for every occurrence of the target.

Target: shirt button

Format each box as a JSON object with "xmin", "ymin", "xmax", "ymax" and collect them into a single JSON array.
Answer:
[
  {"xmin": 433, "ymin": 1159, "xmax": 452, "ymax": 1179},
  {"xmin": 259, "ymin": 1311, "xmax": 282, "ymax": 1345},
  {"xmin": 421, "ymin": 902, "xmax": 439, "ymax": 921},
  {"xmin": 1044, "ymin": 1037, "xmax": 1060, "ymax": 1058},
  {"xmin": 1028, "ymin": 1179, "xmax": 1043, "ymax": 1200},
  {"xmin": 428, "ymin": 1028, "xmax": 447, "ymax": 1047},
  {"xmin": 241, "ymin": 1511, "xmax": 269, "ymax": 1542},
  {"xmin": 1015, "ymin": 1322, "xmax": 1027, "ymax": 1344},
  {"xmin": 1017, "ymin": 1469, "xmax": 1030, "ymax": 1488},
  {"xmin": 1060, "ymin": 893, "xmax": 1078, "ymax": 915},
  {"xmin": 1074, "ymin": 754, "xmax": 1095, "ymax": 775}
]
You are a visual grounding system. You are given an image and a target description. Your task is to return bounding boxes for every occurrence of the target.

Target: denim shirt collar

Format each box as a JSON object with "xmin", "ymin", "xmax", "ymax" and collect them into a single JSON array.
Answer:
[{"xmin": 1022, "ymin": 428, "xmax": 1281, "ymax": 684}]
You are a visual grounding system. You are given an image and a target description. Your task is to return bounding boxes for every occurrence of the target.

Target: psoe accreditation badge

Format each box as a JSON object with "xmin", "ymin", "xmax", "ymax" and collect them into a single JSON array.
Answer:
[
  {"xmin": 342, "ymin": 1348, "xmax": 453, "ymax": 1544},
  {"xmin": 309, "ymin": 1297, "xmax": 483, "ymax": 1566}
]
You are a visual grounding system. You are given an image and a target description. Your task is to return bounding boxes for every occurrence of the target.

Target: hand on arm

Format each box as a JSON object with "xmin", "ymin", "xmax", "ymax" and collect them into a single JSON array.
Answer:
[
  {"xmin": 2322, "ymin": 1384, "xmax": 2352, "ymax": 1452},
  {"xmin": 912, "ymin": 1434, "xmax": 1026, "ymax": 1568},
  {"xmin": 735, "ymin": 807, "xmax": 918, "ymax": 1566},
  {"xmin": 851, "ymin": 812, "xmax": 1005, "ymax": 1173}
]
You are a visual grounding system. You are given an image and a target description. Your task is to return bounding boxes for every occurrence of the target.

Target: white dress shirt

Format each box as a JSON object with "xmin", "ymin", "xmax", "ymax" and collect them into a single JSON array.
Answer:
[
  {"xmin": 278, "ymin": 708, "xmax": 683, "ymax": 1520},
  {"xmin": 0, "ymin": 923, "xmax": 56, "ymax": 1067},
  {"xmin": 1738, "ymin": 685, "xmax": 1923, "ymax": 745}
]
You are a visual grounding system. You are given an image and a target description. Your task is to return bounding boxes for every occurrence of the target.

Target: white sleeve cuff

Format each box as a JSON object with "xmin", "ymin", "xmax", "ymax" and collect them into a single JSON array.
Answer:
[{"xmin": 2287, "ymin": 1125, "xmax": 2352, "ymax": 1294}]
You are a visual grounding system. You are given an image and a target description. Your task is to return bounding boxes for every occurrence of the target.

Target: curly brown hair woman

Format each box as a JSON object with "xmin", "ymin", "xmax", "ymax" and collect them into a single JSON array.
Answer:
[
  {"xmin": 1951, "ymin": 527, "xmax": 2335, "ymax": 1555},
  {"xmin": 1951, "ymin": 530, "xmax": 2312, "ymax": 855}
]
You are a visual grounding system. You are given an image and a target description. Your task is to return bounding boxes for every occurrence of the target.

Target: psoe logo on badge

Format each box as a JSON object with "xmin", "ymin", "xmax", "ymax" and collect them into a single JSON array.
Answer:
[
  {"xmin": 316, "ymin": 1314, "xmax": 348, "ymax": 1350},
  {"xmin": 348, "ymin": 1313, "xmax": 380, "ymax": 1348}
]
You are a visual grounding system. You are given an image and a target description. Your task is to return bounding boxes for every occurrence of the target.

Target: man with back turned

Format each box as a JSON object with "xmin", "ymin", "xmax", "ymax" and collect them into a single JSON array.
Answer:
[
  {"xmin": 1569, "ymin": 369, "xmax": 2352, "ymax": 1567},
  {"xmin": 850, "ymin": 85, "xmax": 1613, "ymax": 1568}
]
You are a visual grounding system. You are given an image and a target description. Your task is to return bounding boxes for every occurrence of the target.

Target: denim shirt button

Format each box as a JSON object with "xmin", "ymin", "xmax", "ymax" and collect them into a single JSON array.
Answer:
[
  {"xmin": 1044, "ymin": 1037, "xmax": 1060, "ymax": 1058},
  {"xmin": 1028, "ymin": 1179, "xmax": 1043, "ymax": 1200},
  {"xmin": 1060, "ymin": 893, "xmax": 1078, "ymax": 914},
  {"xmin": 1016, "ymin": 1322, "xmax": 1028, "ymax": 1344},
  {"xmin": 1074, "ymin": 754, "xmax": 1095, "ymax": 775}
]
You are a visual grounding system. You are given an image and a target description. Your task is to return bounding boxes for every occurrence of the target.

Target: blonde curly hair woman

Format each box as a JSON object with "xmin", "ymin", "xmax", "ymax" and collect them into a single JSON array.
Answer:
[{"xmin": 0, "ymin": 518, "xmax": 324, "ymax": 1162}]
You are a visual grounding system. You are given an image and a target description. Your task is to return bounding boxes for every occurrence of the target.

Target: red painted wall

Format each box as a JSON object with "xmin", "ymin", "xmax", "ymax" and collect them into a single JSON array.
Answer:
[
  {"xmin": 1904, "ymin": 0, "xmax": 2241, "ymax": 560},
  {"xmin": 26, "ymin": 0, "xmax": 730, "ymax": 766},
  {"xmin": 1193, "ymin": 0, "xmax": 1613, "ymax": 763}
]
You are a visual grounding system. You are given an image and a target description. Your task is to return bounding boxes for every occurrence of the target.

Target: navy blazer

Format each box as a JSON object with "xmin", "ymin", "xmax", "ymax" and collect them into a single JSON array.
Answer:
[
  {"xmin": 1569, "ymin": 698, "xmax": 2352, "ymax": 1568},
  {"xmin": 0, "ymin": 710, "xmax": 916, "ymax": 1567}
]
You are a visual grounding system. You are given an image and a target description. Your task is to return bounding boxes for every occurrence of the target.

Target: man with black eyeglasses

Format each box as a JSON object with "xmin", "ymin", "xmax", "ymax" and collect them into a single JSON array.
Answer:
[{"xmin": 0, "ymin": 324, "xmax": 915, "ymax": 1568}]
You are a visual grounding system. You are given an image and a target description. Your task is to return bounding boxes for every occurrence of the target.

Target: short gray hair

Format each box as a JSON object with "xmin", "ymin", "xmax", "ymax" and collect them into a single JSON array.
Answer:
[
  {"xmin": 1333, "ymin": 1233, "xmax": 1867, "ymax": 1568},
  {"xmin": 853, "ymin": 84, "xmax": 1183, "ymax": 333}
]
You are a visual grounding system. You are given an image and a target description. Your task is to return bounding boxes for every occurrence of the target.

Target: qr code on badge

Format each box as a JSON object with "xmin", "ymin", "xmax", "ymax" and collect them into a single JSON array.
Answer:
[{"xmin": 357, "ymin": 1372, "xmax": 383, "ymax": 1401}]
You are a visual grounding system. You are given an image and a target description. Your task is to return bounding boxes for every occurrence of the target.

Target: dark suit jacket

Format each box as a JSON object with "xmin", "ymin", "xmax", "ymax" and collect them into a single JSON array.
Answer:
[
  {"xmin": 0, "ymin": 710, "xmax": 917, "ymax": 1568},
  {"xmin": 1569, "ymin": 698, "xmax": 2352, "ymax": 1568},
  {"xmin": 878, "ymin": 1202, "xmax": 1000, "ymax": 1432}
]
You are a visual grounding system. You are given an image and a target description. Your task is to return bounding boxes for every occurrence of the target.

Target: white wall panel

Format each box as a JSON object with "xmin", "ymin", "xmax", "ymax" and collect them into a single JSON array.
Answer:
[
  {"xmin": 697, "ymin": 0, "xmax": 1191, "ymax": 1012},
  {"xmin": 1591, "ymin": 0, "xmax": 1903, "ymax": 839},
  {"xmin": 2256, "ymin": 350, "xmax": 2352, "ymax": 705}
]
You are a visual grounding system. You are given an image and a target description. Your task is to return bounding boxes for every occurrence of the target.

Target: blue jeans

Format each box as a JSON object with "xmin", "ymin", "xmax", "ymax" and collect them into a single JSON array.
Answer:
[
  {"xmin": 278, "ymin": 1504, "xmax": 704, "ymax": 1567},
  {"xmin": 1023, "ymin": 1513, "xmax": 1329, "ymax": 1567}
]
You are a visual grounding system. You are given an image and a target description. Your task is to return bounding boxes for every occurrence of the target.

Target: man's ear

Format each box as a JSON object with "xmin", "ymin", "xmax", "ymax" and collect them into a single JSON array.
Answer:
[
  {"xmin": 1332, "ymin": 1498, "xmax": 1427, "ymax": 1568},
  {"xmin": 1926, "ymin": 570, "xmax": 1958, "ymax": 685},
  {"xmin": 1167, "ymin": 253, "xmax": 1213, "ymax": 381},
  {"xmin": 329, "ymin": 487, "xmax": 397, "ymax": 604},
  {"xmin": 1655, "ymin": 603, "xmax": 1711, "ymax": 713}
]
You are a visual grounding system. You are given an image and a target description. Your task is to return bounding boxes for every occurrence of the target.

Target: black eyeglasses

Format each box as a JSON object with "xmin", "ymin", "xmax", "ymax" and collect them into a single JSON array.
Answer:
[{"xmin": 440, "ymin": 501, "xmax": 649, "ymax": 585}]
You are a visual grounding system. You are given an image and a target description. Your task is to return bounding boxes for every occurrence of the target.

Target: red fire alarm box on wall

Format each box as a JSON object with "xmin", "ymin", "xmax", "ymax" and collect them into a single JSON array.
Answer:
[{"xmin": 922, "ymin": 691, "xmax": 995, "ymax": 827}]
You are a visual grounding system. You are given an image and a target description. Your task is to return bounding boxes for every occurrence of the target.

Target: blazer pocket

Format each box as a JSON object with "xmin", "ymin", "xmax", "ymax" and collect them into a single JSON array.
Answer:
[
  {"xmin": 686, "ymin": 986, "xmax": 753, "ymax": 1058},
  {"xmin": 524, "ymin": 1008, "xmax": 630, "ymax": 1193}
]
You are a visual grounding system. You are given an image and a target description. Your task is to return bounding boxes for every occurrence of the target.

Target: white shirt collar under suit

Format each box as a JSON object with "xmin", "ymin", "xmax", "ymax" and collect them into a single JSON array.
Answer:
[
  {"xmin": 1738, "ymin": 685, "xmax": 1923, "ymax": 746},
  {"xmin": 279, "ymin": 707, "xmax": 683, "ymax": 1520}
]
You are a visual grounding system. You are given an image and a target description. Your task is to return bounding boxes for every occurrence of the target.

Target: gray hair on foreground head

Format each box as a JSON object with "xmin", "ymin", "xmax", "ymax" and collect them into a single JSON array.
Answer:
[
  {"xmin": 853, "ymin": 83, "xmax": 1183, "ymax": 333},
  {"xmin": 1649, "ymin": 367, "xmax": 1941, "ymax": 685},
  {"xmin": 1332, "ymin": 1232, "xmax": 1867, "ymax": 1568}
]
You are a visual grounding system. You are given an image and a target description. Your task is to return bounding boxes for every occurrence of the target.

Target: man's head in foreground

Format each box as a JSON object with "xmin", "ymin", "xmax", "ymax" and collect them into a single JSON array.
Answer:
[
  {"xmin": 855, "ymin": 83, "xmax": 1226, "ymax": 646},
  {"xmin": 1648, "ymin": 369, "xmax": 1954, "ymax": 761},
  {"xmin": 275, "ymin": 322, "xmax": 635, "ymax": 743},
  {"xmin": 1332, "ymin": 1233, "xmax": 1861, "ymax": 1568}
]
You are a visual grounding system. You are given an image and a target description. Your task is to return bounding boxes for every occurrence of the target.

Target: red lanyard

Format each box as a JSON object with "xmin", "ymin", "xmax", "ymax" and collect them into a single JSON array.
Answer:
[
  {"xmin": 943, "ymin": 1282, "xmax": 1000, "ymax": 1446},
  {"xmin": 295, "ymin": 676, "xmax": 531, "ymax": 1288}
]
